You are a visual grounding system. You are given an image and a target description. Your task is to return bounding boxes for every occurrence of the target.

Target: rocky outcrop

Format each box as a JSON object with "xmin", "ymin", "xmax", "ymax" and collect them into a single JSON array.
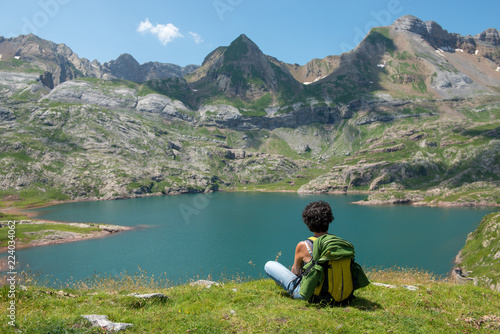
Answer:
[
  {"xmin": 298, "ymin": 162, "xmax": 390, "ymax": 194},
  {"xmin": 355, "ymin": 111, "xmax": 434, "ymax": 125},
  {"xmin": 393, "ymin": 15, "xmax": 500, "ymax": 64},
  {"xmin": 136, "ymin": 94, "xmax": 192, "ymax": 121},
  {"xmin": 0, "ymin": 70, "xmax": 40, "ymax": 96},
  {"xmin": 358, "ymin": 143, "xmax": 405, "ymax": 155},
  {"xmin": 39, "ymin": 71, "xmax": 54, "ymax": 89},
  {"xmin": 393, "ymin": 16, "xmax": 459, "ymax": 47},
  {"xmin": 432, "ymin": 71, "xmax": 474, "ymax": 91},
  {"xmin": 0, "ymin": 107, "xmax": 15, "ymax": 121},
  {"xmin": 127, "ymin": 293, "xmax": 169, "ymax": 299},
  {"xmin": 224, "ymin": 149, "xmax": 249, "ymax": 160},
  {"xmin": 347, "ymin": 98, "xmax": 437, "ymax": 126},
  {"xmin": 392, "ymin": 15, "xmax": 479, "ymax": 51},
  {"xmin": 198, "ymin": 104, "xmax": 341, "ymax": 130},
  {"xmin": 474, "ymin": 28, "xmax": 500, "ymax": 47},
  {"xmin": 42, "ymin": 80, "xmax": 138, "ymax": 109},
  {"xmin": 298, "ymin": 155, "xmax": 452, "ymax": 194},
  {"xmin": 82, "ymin": 315, "xmax": 133, "ymax": 332},
  {"xmin": 474, "ymin": 28, "xmax": 500, "ymax": 65},
  {"xmin": 40, "ymin": 76, "xmax": 344, "ymax": 130}
]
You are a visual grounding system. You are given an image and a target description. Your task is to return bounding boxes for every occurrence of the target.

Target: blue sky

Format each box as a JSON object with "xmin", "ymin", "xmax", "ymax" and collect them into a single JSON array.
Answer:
[{"xmin": 1, "ymin": 0, "xmax": 499, "ymax": 67}]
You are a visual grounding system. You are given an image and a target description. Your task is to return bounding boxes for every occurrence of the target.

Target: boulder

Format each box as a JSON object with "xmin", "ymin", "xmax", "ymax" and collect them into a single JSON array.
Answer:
[
  {"xmin": 136, "ymin": 93, "xmax": 191, "ymax": 121},
  {"xmin": 42, "ymin": 80, "xmax": 138, "ymax": 109},
  {"xmin": 127, "ymin": 293, "xmax": 169, "ymax": 300},
  {"xmin": 82, "ymin": 315, "xmax": 133, "ymax": 332},
  {"xmin": 190, "ymin": 280, "xmax": 219, "ymax": 288},
  {"xmin": 198, "ymin": 104, "xmax": 341, "ymax": 130}
]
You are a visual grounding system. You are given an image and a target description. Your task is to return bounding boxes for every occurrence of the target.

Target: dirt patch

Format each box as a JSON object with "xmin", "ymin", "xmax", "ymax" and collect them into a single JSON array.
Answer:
[{"xmin": 437, "ymin": 101, "xmax": 467, "ymax": 120}]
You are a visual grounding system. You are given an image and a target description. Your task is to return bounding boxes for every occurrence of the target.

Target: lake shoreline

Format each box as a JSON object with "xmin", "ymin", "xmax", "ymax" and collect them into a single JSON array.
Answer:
[
  {"xmin": 0, "ymin": 219, "xmax": 133, "ymax": 253},
  {"xmin": 1, "ymin": 191, "xmax": 491, "ymax": 284},
  {"xmin": 351, "ymin": 199, "xmax": 500, "ymax": 207},
  {"xmin": 4, "ymin": 188, "xmax": 499, "ymax": 219},
  {"xmin": 1, "ymin": 188, "xmax": 496, "ymax": 252},
  {"xmin": 0, "ymin": 197, "xmax": 134, "ymax": 253}
]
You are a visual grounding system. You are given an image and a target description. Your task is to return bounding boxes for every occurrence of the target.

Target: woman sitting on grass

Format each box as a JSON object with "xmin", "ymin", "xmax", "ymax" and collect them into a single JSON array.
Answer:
[{"xmin": 265, "ymin": 200, "xmax": 363, "ymax": 303}]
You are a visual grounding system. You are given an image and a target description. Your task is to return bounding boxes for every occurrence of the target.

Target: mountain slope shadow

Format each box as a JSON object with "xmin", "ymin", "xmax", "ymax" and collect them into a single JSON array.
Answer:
[{"xmin": 312, "ymin": 28, "xmax": 395, "ymax": 103}]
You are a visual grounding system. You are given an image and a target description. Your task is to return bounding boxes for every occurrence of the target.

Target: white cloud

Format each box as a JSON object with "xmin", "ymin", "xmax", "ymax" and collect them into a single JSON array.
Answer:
[
  {"xmin": 137, "ymin": 18, "xmax": 183, "ymax": 46},
  {"xmin": 189, "ymin": 32, "xmax": 203, "ymax": 44}
]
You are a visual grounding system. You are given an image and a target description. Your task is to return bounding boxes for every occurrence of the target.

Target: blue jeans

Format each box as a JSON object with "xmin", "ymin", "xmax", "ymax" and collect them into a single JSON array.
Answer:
[{"xmin": 264, "ymin": 261, "xmax": 304, "ymax": 299}]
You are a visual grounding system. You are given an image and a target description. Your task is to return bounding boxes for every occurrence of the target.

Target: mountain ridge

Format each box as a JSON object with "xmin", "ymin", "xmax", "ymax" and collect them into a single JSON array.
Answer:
[
  {"xmin": 2, "ymin": 15, "xmax": 498, "ymax": 93},
  {"xmin": 279, "ymin": 16, "xmax": 500, "ymax": 87},
  {"xmin": 0, "ymin": 34, "xmax": 200, "ymax": 88}
]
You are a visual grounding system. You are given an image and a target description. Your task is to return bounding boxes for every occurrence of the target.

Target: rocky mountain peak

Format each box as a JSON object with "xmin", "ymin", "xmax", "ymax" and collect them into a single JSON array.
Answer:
[
  {"xmin": 392, "ymin": 15, "xmax": 453, "ymax": 45},
  {"xmin": 103, "ymin": 53, "xmax": 143, "ymax": 82},
  {"xmin": 474, "ymin": 28, "xmax": 500, "ymax": 47},
  {"xmin": 101, "ymin": 53, "xmax": 199, "ymax": 82},
  {"xmin": 114, "ymin": 53, "xmax": 140, "ymax": 65},
  {"xmin": 0, "ymin": 34, "xmax": 54, "ymax": 59},
  {"xmin": 223, "ymin": 34, "xmax": 266, "ymax": 65},
  {"xmin": 188, "ymin": 34, "xmax": 302, "ymax": 102},
  {"xmin": 392, "ymin": 15, "xmax": 426, "ymax": 34},
  {"xmin": 0, "ymin": 34, "xmax": 96, "ymax": 87},
  {"xmin": 393, "ymin": 16, "xmax": 500, "ymax": 49},
  {"xmin": 391, "ymin": 15, "xmax": 500, "ymax": 61}
]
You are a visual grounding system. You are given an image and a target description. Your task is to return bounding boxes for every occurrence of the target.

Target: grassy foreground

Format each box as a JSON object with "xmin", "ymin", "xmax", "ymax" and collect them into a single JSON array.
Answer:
[{"xmin": 1, "ymin": 268, "xmax": 500, "ymax": 333}]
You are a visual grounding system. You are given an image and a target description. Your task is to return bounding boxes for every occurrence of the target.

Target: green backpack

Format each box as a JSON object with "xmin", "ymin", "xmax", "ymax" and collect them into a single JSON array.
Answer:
[{"xmin": 299, "ymin": 235, "xmax": 369, "ymax": 305}]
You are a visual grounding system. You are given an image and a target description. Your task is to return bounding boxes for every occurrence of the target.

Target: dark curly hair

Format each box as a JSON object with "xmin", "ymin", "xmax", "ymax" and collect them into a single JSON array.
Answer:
[{"xmin": 301, "ymin": 201, "xmax": 334, "ymax": 233}]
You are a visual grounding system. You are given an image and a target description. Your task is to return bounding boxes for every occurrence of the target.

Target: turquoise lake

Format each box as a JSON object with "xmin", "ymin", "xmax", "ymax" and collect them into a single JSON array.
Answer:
[{"xmin": 3, "ymin": 192, "xmax": 495, "ymax": 285}]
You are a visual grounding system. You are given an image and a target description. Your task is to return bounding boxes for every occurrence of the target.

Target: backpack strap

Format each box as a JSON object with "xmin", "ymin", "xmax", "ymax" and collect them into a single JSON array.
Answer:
[
  {"xmin": 304, "ymin": 239, "xmax": 314, "ymax": 257},
  {"xmin": 302, "ymin": 237, "xmax": 317, "ymax": 277},
  {"xmin": 306, "ymin": 236, "xmax": 317, "ymax": 246}
]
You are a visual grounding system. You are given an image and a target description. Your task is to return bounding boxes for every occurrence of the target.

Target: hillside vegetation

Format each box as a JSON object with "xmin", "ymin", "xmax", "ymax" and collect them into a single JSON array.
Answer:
[
  {"xmin": 456, "ymin": 212, "xmax": 500, "ymax": 292},
  {"xmin": 1, "ymin": 74, "xmax": 498, "ymax": 208}
]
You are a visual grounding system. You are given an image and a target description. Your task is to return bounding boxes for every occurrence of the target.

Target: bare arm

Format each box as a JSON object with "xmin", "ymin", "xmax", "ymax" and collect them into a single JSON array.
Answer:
[{"xmin": 291, "ymin": 242, "xmax": 306, "ymax": 276}]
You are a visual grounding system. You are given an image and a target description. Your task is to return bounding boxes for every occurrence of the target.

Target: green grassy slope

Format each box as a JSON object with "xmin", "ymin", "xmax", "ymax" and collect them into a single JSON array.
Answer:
[
  {"xmin": 1, "ymin": 268, "xmax": 499, "ymax": 333},
  {"xmin": 456, "ymin": 212, "xmax": 500, "ymax": 291}
]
